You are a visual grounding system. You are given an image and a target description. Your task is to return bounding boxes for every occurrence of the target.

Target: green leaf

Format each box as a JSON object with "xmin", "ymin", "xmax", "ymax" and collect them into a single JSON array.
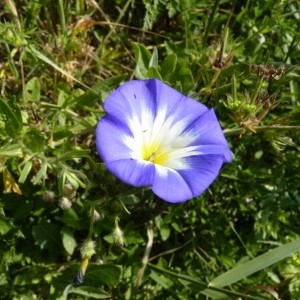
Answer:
[
  {"xmin": 160, "ymin": 223, "xmax": 170, "ymax": 241},
  {"xmin": 32, "ymin": 222, "xmax": 60, "ymax": 251},
  {"xmin": 67, "ymin": 286, "xmax": 110, "ymax": 299},
  {"xmin": 13, "ymin": 266, "xmax": 44, "ymax": 286},
  {"xmin": 0, "ymin": 97, "xmax": 23, "ymax": 137},
  {"xmin": 132, "ymin": 42, "xmax": 151, "ymax": 79},
  {"xmin": 60, "ymin": 149, "xmax": 91, "ymax": 161},
  {"xmin": 71, "ymin": 75, "xmax": 126, "ymax": 107},
  {"xmin": 62, "ymin": 208, "xmax": 81, "ymax": 229},
  {"xmin": 25, "ymin": 77, "xmax": 41, "ymax": 102},
  {"xmin": 174, "ymin": 59, "xmax": 194, "ymax": 93},
  {"xmin": 149, "ymin": 47, "xmax": 158, "ymax": 67},
  {"xmin": 147, "ymin": 66, "xmax": 162, "ymax": 80},
  {"xmin": 0, "ymin": 144, "xmax": 22, "ymax": 156},
  {"xmin": 0, "ymin": 217, "xmax": 14, "ymax": 235},
  {"xmin": 23, "ymin": 128, "xmax": 45, "ymax": 153},
  {"xmin": 149, "ymin": 263, "xmax": 265, "ymax": 300},
  {"xmin": 149, "ymin": 270, "xmax": 171, "ymax": 289},
  {"xmin": 32, "ymin": 162, "xmax": 48, "ymax": 185},
  {"xmin": 209, "ymin": 237, "xmax": 300, "ymax": 288},
  {"xmin": 28, "ymin": 45, "xmax": 91, "ymax": 90},
  {"xmin": 66, "ymin": 171, "xmax": 86, "ymax": 189},
  {"xmin": 18, "ymin": 160, "xmax": 33, "ymax": 183},
  {"xmin": 58, "ymin": 170, "xmax": 67, "ymax": 196},
  {"xmin": 61, "ymin": 227, "xmax": 77, "ymax": 255},
  {"xmin": 160, "ymin": 53, "xmax": 177, "ymax": 80},
  {"xmin": 85, "ymin": 264, "xmax": 121, "ymax": 286}
]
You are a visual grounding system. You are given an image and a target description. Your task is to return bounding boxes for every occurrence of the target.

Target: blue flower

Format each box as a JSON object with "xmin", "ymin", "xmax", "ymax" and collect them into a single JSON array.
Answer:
[{"xmin": 96, "ymin": 78, "xmax": 232, "ymax": 203}]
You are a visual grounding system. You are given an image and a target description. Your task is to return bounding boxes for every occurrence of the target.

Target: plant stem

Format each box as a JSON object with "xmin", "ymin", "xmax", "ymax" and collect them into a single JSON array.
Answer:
[
  {"xmin": 87, "ymin": 202, "xmax": 96, "ymax": 240},
  {"xmin": 223, "ymin": 125, "xmax": 300, "ymax": 136},
  {"xmin": 202, "ymin": 0, "xmax": 220, "ymax": 47}
]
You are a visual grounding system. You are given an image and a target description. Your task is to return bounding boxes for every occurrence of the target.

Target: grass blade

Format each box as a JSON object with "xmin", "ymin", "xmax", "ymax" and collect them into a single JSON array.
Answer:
[{"xmin": 209, "ymin": 237, "xmax": 300, "ymax": 288}]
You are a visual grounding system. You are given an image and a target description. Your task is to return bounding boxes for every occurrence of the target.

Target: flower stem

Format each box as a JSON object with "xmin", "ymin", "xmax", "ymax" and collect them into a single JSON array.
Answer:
[{"xmin": 87, "ymin": 202, "xmax": 96, "ymax": 240}]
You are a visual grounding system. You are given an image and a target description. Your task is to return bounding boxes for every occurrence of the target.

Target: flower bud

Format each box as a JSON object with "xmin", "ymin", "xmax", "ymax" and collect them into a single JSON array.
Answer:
[
  {"xmin": 80, "ymin": 240, "xmax": 96, "ymax": 259},
  {"xmin": 92, "ymin": 209, "xmax": 101, "ymax": 222},
  {"xmin": 113, "ymin": 224, "xmax": 125, "ymax": 247},
  {"xmin": 63, "ymin": 183, "xmax": 76, "ymax": 199},
  {"xmin": 43, "ymin": 190, "xmax": 55, "ymax": 203},
  {"xmin": 59, "ymin": 197, "xmax": 72, "ymax": 210}
]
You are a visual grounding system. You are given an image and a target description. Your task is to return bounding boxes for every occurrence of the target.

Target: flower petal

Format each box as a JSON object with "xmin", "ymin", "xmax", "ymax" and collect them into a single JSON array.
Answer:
[
  {"xmin": 184, "ymin": 108, "xmax": 232, "ymax": 162},
  {"xmin": 148, "ymin": 79, "xmax": 209, "ymax": 124},
  {"xmin": 96, "ymin": 115, "xmax": 135, "ymax": 163},
  {"xmin": 106, "ymin": 159, "xmax": 155, "ymax": 187},
  {"xmin": 152, "ymin": 165, "xmax": 193, "ymax": 203},
  {"xmin": 152, "ymin": 155, "xmax": 225, "ymax": 203},
  {"xmin": 103, "ymin": 80, "xmax": 156, "ymax": 132},
  {"xmin": 177, "ymin": 155, "xmax": 225, "ymax": 198}
]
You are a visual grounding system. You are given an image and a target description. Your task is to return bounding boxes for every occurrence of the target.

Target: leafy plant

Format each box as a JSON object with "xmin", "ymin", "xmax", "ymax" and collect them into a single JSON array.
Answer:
[{"xmin": 1, "ymin": 0, "xmax": 300, "ymax": 299}]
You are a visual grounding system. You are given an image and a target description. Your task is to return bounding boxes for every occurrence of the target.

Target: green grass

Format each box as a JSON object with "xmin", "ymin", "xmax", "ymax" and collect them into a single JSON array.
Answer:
[{"xmin": 1, "ymin": 0, "xmax": 300, "ymax": 299}]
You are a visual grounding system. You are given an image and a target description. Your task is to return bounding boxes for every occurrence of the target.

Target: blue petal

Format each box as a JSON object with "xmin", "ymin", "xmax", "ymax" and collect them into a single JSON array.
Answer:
[
  {"xmin": 96, "ymin": 115, "xmax": 134, "ymax": 163},
  {"xmin": 152, "ymin": 165, "xmax": 193, "ymax": 203},
  {"xmin": 177, "ymin": 155, "xmax": 225, "ymax": 198},
  {"xmin": 151, "ymin": 155, "xmax": 226, "ymax": 203},
  {"xmin": 103, "ymin": 80, "xmax": 157, "ymax": 128},
  {"xmin": 103, "ymin": 78, "xmax": 210, "ymax": 136},
  {"xmin": 105, "ymin": 159, "xmax": 155, "ymax": 187},
  {"xmin": 184, "ymin": 109, "xmax": 232, "ymax": 162},
  {"xmin": 148, "ymin": 78, "xmax": 209, "ymax": 127}
]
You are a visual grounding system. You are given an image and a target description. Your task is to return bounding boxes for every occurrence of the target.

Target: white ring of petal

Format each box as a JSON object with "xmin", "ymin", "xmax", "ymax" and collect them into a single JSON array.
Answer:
[{"xmin": 123, "ymin": 102, "xmax": 199, "ymax": 170}]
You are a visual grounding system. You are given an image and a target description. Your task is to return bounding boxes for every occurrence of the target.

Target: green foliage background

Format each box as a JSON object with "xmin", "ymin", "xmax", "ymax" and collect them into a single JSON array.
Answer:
[{"xmin": 1, "ymin": 0, "xmax": 300, "ymax": 299}]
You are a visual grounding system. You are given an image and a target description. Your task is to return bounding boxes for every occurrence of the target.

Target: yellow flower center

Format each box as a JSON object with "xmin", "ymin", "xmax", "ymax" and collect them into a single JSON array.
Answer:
[{"xmin": 142, "ymin": 141, "xmax": 170, "ymax": 166}]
